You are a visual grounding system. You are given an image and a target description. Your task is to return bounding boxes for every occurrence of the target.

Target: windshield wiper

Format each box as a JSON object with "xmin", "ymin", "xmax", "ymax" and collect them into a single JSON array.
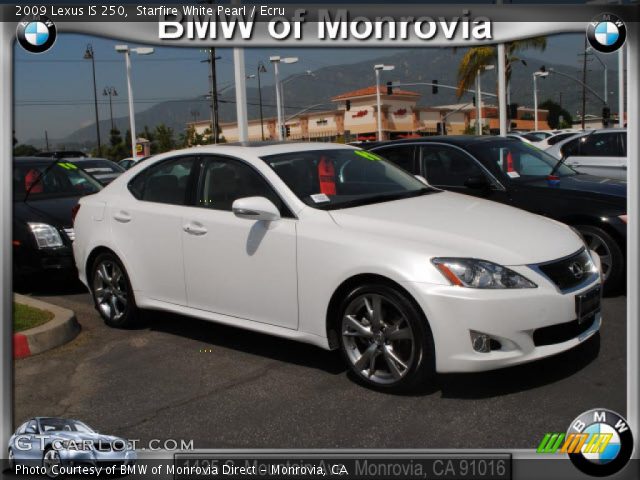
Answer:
[
  {"xmin": 24, "ymin": 157, "xmax": 64, "ymax": 203},
  {"xmin": 321, "ymin": 188, "xmax": 434, "ymax": 210}
]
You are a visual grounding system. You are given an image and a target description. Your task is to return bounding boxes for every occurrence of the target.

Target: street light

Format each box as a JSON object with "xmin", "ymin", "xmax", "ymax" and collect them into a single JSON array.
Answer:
[
  {"xmin": 270, "ymin": 56, "xmax": 298, "ymax": 140},
  {"xmin": 374, "ymin": 64, "xmax": 394, "ymax": 141},
  {"xmin": 533, "ymin": 68, "xmax": 549, "ymax": 131},
  {"xmin": 83, "ymin": 44, "xmax": 101, "ymax": 154},
  {"xmin": 115, "ymin": 45, "xmax": 154, "ymax": 159},
  {"xmin": 476, "ymin": 64, "xmax": 494, "ymax": 135},
  {"xmin": 246, "ymin": 63, "xmax": 268, "ymax": 140},
  {"xmin": 102, "ymin": 87, "xmax": 117, "ymax": 132},
  {"xmin": 586, "ymin": 46, "xmax": 608, "ymax": 106}
]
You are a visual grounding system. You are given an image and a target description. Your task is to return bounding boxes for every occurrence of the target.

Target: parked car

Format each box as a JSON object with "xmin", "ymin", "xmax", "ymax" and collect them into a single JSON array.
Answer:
[
  {"xmin": 545, "ymin": 128, "xmax": 627, "ymax": 180},
  {"xmin": 366, "ymin": 136, "xmax": 626, "ymax": 294},
  {"xmin": 74, "ymin": 143, "xmax": 601, "ymax": 391},
  {"xmin": 119, "ymin": 156, "xmax": 151, "ymax": 170},
  {"xmin": 66, "ymin": 158, "xmax": 125, "ymax": 185},
  {"xmin": 539, "ymin": 131, "xmax": 585, "ymax": 149},
  {"xmin": 13, "ymin": 157, "xmax": 102, "ymax": 280},
  {"xmin": 8, "ymin": 417, "xmax": 136, "ymax": 473}
]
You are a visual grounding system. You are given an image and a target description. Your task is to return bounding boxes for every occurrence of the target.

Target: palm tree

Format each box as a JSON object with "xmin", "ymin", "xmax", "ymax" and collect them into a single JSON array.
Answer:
[{"xmin": 455, "ymin": 38, "xmax": 547, "ymax": 98}]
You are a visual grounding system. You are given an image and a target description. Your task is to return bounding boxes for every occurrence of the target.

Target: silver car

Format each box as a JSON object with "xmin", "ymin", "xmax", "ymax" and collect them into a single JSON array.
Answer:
[{"xmin": 8, "ymin": 417, "xmax": 136, "ymax": 474}]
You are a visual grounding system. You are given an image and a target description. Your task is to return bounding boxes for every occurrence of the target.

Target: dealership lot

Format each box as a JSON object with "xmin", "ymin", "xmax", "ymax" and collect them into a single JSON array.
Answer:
[{"xmin": 14, "ymin": 283, "xmax": 625, "ymax": 449}]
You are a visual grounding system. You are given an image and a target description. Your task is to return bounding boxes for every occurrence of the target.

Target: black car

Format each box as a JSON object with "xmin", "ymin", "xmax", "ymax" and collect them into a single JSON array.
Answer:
[
  {"xmin": 13, "ymin": 158, "xmax": 102, "ymax": 279},
  {"xmin": 65, "ymin": 158, "xmax": 125, "ymax": 185},
  {"xmin": 366, "ymin": 136, "xmax": 627, "ymax": 294}
]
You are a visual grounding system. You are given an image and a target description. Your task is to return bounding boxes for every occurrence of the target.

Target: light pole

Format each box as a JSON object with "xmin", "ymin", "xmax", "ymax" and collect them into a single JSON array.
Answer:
[
  {"xmin": 115, "ymin": 45, "xmax": 154, "ymax": 159},
  {"xmin": 374, "ymin": 64, "xmax": 395, "ymax": 141},
  {"xmin": 247, "ymin": 63, "xmax": 268, "ymax": 140},
  {"xmin": 476, "ymin": 64, "xmax": 494, "ymax": 135},
  {"xmin": 102, "ymin": 87, "xmax": 117, "ymax": 132},
  {"xmin": 533, "ymin": 69, "xmax": 549, "ymax": 131},
  {"xmin": 83, "ymin": 44, "xmax": 101, "ymax": 155},
  {"xmin": 586, "ymin": 46, "xmax": 608, "ymax": 106},
  {"xmin": 270, "ymin": 56, "xmax": 298, "ymax": 140}
]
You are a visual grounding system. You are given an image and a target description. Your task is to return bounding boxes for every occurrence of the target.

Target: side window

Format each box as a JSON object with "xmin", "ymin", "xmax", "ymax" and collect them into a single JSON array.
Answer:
[
  {"xmin": 579, "ymin": 133, "xmax": 620, "ymax": 157},
  {"xmin": 198, "ymin": 157, "xmax": 288, "ymax": 215},
  {"xmin": 373, "ymin": 146, "xmax": 416, "ymax": 173},
  {"xmin": 560, "ymin": 137, "xmax": 582, "ymax": 157},
  {"xmin": 420, "ymin": 146, "xmax": 484, "ymax": 187},
  {"xmin": 129, "ymin": 156, "xmax": 196, "ymax": 205},
  {"xmin": 26, "ymin": 420, "xmax": 38, "ymax": 434}
]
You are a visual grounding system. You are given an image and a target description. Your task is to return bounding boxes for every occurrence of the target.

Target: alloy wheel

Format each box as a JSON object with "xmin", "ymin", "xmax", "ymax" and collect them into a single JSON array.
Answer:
[
  {"xmin": 341, "ymin": 293, "xmax": 416, "ymax": 385},
  {"xmin": 43, "ymin": 449, "xmax": 60, "ymax": 478},
  {"xmin": 581, "ymin": 231, "xmax": 612, "ymax": 280},
  {"xmin": 93, "ymin": 260, "xmax": 128, "ymax": 322}
]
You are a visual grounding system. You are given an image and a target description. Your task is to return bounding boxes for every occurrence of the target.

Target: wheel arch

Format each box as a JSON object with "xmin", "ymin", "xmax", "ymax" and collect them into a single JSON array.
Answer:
[
  {"xmin": 560, "ymin": 214, "xmax": 626, "ymax": 248},
  {"xmin": 85, "ymin": 246, "xmax": 130, "ymax": 290},
  {"xmin": 325, "ymin": 273, "xmax": 430, "ymax": 350}
]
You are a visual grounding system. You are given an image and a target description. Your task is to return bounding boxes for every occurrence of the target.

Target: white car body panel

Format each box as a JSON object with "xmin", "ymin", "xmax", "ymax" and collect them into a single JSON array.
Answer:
[{"xmin": 73, "ymin": 143, "xmax": 600, "ymax": 373}]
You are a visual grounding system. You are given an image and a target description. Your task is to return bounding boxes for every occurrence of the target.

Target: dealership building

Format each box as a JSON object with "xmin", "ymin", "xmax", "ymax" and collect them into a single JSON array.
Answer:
[{"xmin": 187, "ymin": 85, "xmax": 550, "ymax": 143}]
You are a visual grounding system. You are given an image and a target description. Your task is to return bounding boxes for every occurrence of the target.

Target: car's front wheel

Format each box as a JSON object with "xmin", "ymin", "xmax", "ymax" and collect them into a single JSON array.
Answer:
[
  {"xmin": 338, "ymin": 283, "xmax": 435, "ymax": 392},
  {"xmin": 91, "ymin": 252, "xmax": 138, "ymax": 328},
  {"xmin": 575, "ymin": 225, "xmax": 624, "ymax": 296},
  {"xmin": 43, "ymin": 448, "xmax": 61, "ymax": 478}
]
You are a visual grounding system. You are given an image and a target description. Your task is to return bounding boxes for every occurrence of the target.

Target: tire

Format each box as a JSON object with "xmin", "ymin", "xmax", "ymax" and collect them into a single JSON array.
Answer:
[
  {"xmin": 90, "ymin": 252, "xmax": 139, "ymax": 328},
  {"xmin": 337, "ymin": 283, "xmax": 435, "ymax": 392},
  {"xmin": 575, "ymin": 225, "xmax": 624, "ymax": 296},
  {"xmin": 8, "ymin": 448, "xmax": 15, "ymax": 470},
  {"xmin": 42, "ymin": 448, "xmax": 61, "ymax": 478}
]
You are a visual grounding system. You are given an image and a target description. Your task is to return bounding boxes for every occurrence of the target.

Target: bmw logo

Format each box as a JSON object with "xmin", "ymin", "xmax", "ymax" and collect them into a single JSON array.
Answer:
[
  {"xmin": 567, "ymin": 409, "xmax": 633, "ymax": 476},
  {"xmin": 587, "ymin": 14, "xmax": 626, "ymax": 54},
  {"xmin": 16, "ymin": 16, "xmax": 57, "ymax": 54}
]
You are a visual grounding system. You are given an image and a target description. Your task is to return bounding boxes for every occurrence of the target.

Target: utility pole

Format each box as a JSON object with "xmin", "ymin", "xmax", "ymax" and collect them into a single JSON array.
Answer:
[
  {"xmin": 83, "ymin": 44, "xmax": 101, "ymax": 155},
  {"xmin": 257, "ymin": 63, "xmax": 266, "ymax": 141},
  {"xmin": 210, "ymin": 48, "xmax": 220, "ymax": 144},
  {"xmin": 581, "ymin": 36, "xmax": 588, "ymax": 130},
  {"xmin": 45, "ymin": 130, "xmax": 50, "ymax": 152},
  {"xmin": 103, "ymin": 87, "xmax": 117, "ymax": 132}
]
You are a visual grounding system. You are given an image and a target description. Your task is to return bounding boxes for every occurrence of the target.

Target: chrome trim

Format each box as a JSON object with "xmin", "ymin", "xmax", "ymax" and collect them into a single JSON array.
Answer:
[{"xmin": 63, "ymin": 227, "xmax": 75, "ymax": 242}]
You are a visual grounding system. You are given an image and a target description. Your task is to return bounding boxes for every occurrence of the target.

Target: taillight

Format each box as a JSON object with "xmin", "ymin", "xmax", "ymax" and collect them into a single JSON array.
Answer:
[{"xmin": 71, "ymin": 204, "xmax": 81, "ymax": 224}]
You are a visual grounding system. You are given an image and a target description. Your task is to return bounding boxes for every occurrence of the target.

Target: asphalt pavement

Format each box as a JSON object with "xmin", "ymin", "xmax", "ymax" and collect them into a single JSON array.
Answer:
[{"xmin": 14, "ymin": 280, "xmax": 626, "ymax": 450}]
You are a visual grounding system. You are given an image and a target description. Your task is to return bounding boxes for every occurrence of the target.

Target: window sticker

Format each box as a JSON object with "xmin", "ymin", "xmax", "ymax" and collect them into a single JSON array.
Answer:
[
  {"xmin": 506, "ymin": 171, "xmax": 520, "ymax": 178},
  {"xmin": 310, "ymin": 193, "xmax": 330, "ymax": 203},
  {"xmin": 57, "ymin": 162, "xmax": 78, "ymax": 170},
  {"xmin": 354, "ymin": 150, "xmax": 383, "ymax": 161}
]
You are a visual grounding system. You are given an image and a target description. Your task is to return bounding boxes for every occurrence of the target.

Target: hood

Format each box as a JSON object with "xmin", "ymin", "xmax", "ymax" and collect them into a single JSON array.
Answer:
[
  {"xmin": 329, "ymin": 191, "xmax": 583, "ymax": 265},
  {"xmin": 15, "ymin": 196, "xmax": 80, "ymax": 227},
  {"xmin": 524, "ymin": 174, "xmax": 626, "ymax": 199}
]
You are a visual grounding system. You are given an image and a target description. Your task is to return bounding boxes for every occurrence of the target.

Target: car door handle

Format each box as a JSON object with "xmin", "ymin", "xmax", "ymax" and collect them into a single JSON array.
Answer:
[
  {"xmin": 183, "ymin": 223, "xmax": 207, "ymax": 236},
  {"xmin": 113, "ymin": 211, "xmax": 131, "ymax": 223}
]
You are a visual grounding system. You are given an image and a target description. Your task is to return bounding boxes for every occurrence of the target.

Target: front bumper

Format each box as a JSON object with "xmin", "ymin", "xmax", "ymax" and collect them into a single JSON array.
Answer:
[
  {"xmin": 13, "ymin": 244, "xmax": 76, "ymax": 277},
  {"xmin": 404, "ymin": 266, "xmax": 602, "ymax": 374}
]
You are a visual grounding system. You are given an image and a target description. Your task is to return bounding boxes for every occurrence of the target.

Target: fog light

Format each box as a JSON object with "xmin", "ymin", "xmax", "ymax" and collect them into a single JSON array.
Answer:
[{"xmin": 470, "ymin": 331, "xmax": 491, "ymax": 353}]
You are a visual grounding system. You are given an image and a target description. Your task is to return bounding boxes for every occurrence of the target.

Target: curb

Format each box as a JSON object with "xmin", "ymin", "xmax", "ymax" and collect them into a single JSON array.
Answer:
[{"xmin": 13, "ymin": 294, "xmax": 80, "ymax": 359}]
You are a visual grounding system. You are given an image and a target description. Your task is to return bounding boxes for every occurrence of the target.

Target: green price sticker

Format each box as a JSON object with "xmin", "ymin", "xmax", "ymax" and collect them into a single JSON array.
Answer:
[{"xmin": 354, "ymin": 150, "xmax": 383, "ymax": 161}]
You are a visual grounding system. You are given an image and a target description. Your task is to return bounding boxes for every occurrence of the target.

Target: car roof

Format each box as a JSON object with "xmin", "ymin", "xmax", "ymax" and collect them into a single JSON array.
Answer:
[
  {"xmin": 163, "ymin": 142, "xmax": 358, "ymax": 158},
  {"xmin": 365, "ymin": 135, "xmax": 519, "ymax": 150}
]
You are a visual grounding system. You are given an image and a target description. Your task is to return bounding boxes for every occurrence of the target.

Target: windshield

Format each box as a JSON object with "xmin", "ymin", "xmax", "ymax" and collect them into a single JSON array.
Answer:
[
  {"xmin": 467, "ymin": 141, "xmax": 576, "ymax": 181},
  {"xmin": 14, "ymin": 161, "xmax": 102, "ymax": 200},
  {"xmin": 39, "ymin": 418, "xmax": 95, "ymax": 433},
  {"xmin": 261, "ymin": 149, "xmax": 434, "ymax": 210}
]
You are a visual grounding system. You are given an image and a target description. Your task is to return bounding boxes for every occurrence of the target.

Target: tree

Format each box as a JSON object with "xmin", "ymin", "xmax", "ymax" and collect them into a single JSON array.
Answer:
[
  {"xmin": 154, "ymin": 124, "xmax": 175, "ymax": 153},
  {"xmin": 13, "ymin": 144, "xmax": 39, "ymax": 156},
  {"xmin": 456, "ymin": 38, "xmax": 547, "ymax": 98},
  {"xmin": 539, "ymin": 99, "xmax": 573, "ymax": 129}
]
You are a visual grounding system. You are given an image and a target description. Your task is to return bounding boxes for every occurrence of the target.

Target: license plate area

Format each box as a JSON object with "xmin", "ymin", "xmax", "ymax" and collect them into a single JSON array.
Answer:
[{"xmin": 576, "ymin": 286, "xmax": 601, "ymax": 324}]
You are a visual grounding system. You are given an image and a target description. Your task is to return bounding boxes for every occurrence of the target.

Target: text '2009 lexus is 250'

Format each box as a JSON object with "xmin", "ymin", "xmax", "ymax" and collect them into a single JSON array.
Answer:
[{"xmin": 73, "ymin": 142, "xmax": 602, "ymax": 391}]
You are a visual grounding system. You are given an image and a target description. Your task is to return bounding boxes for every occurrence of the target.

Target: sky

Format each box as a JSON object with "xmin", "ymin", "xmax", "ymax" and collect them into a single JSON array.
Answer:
[{"xmin": 13, "ymin": 31, "xmax": 613, "ymax": 143}]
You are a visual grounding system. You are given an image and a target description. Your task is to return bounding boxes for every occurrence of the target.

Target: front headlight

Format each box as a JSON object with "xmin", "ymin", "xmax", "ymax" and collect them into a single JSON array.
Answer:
[
  {"xmin": 28, "ymin": 223, "xmax": 63, "ymax": 249},
  {"xmin": 432, "ymin": 258, "xmax": 537, "ymax": 289}
]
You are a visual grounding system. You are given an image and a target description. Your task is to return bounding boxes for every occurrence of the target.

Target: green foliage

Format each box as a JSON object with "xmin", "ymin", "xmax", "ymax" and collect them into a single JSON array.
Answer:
[
  {"xmin": 154, "ymin": 123, "xmax": 175, "ymax": 153},
  {"xmin": 13, "ymin": 144, "xmax": 39, "ymax": 156},
  {"xmin": 539, "ymin": 99, "xmax": 573, "ymax": 130}
]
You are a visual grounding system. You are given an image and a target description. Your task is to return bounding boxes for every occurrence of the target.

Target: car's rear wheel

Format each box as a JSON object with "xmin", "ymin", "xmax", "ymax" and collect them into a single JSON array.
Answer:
[
  {"xmin": 575, "ymin": 225, "xmax": 624, "ymax": 295},
  {"xmin": 338, "ymin": 283, "xmax": 435, "ymax": 392},
  {"xmin": 43, "ymin": 448, "xmax": 61, "ymax": 478},
  {"xmin": 91, "ymin": 253, "xmax": 138, "ymax": 328}
]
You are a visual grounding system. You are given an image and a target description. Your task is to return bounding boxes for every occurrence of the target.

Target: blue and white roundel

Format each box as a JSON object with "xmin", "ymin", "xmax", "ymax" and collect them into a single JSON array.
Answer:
[
  {"xmin": 594, "ymin": 22, "xmax": 619, "ymax": 47},
  {"xmin": 581, "ymin": 423, "xmax": 621, "ymax": 464},
  {"xmin": 24, "ymin": 22, "xmax": 49, "ymax": 46}
]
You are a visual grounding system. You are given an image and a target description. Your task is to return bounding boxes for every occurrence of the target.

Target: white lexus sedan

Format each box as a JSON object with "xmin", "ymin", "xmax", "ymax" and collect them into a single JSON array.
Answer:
[{"xmin": 73, "ymin": 143, "xmax": 602, "ymax": 391}]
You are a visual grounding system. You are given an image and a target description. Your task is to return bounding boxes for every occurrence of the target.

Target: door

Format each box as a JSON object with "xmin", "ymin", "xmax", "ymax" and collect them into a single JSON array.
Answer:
[
  {"xmin": 563, "ymin": 131, "xmax": 626, "ymax": 177},
  {"xmin": 182, "ymin": 156, "xmax": 299, "ymax": 330},
  {"xmin": 418, "ymin": 144, "xmax": 509, "ymax": 200},
  {"xmin": 109, "ymin": 155, "xmax": 198, "ymax": 305}
]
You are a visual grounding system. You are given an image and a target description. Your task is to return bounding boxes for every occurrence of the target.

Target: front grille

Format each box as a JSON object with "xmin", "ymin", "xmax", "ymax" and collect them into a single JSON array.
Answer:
[
  {"xmin": 63, "ymin": 228, "xmax": 75, "ymax": 242},
  {"xmin": 533, "ymin": 315, "xmax": 597, "ymax": 347},
  {"xmin": 533, "ymin": 249, "xmax": 595, "ymax": 292}
]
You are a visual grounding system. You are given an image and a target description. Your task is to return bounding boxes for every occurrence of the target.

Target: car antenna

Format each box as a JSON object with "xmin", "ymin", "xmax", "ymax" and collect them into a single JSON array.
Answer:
[{"xmin": 23, "ymin": 154, "xmax": 64, "ymax": 203}]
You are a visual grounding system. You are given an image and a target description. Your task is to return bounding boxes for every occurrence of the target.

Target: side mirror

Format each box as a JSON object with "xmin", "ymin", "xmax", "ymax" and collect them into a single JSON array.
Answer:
[
  {"xmin": 414, "ymin": 175, "xmax": 429, "ymax": 185},
  {"xmin": 232, "ymin": 197, "xmax": 281, "ymax": 222},
  {"xmin": 464, "ymin": 175, "xmax": 490, "ymax": 190}
]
